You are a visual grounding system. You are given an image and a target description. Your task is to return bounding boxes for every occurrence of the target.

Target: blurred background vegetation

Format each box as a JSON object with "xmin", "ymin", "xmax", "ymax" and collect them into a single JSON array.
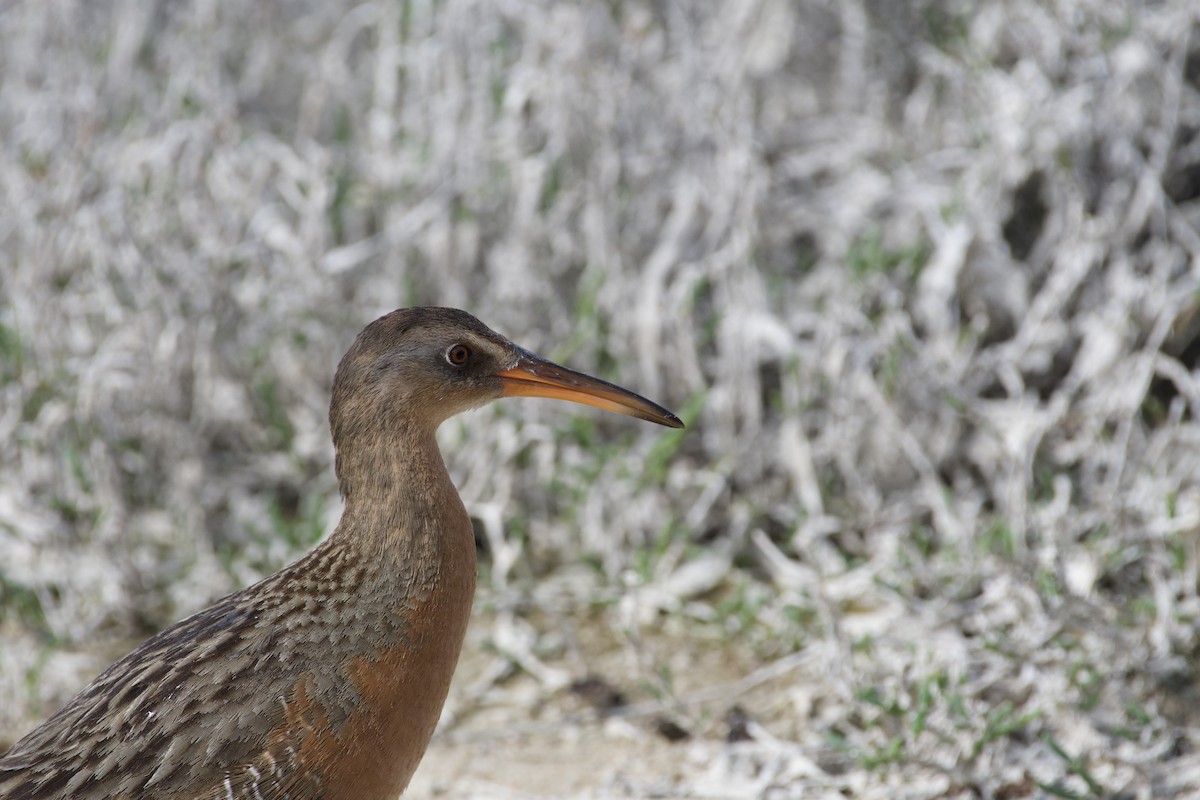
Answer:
[{"xmin": 2, "ymin": 0, "xmax": 1200, "ymax": 796}]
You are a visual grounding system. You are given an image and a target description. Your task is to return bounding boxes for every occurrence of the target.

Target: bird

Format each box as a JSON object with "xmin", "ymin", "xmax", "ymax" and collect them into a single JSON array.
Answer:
[{"xmin": 0, "ymin": 307, "xmax": 683, "ymax": 799}]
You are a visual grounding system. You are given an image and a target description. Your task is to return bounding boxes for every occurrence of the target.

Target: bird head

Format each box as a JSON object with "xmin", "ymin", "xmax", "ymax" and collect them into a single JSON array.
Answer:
[{"xmin": 330, "ymin": 307, "xmax": 683, "ymax": 442}]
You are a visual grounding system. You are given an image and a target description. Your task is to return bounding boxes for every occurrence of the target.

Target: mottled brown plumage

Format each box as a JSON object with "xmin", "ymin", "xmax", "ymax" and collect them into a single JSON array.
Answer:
[{"xmin": 0, "ymin": 308, "xmax": 681, "ymax": 800}]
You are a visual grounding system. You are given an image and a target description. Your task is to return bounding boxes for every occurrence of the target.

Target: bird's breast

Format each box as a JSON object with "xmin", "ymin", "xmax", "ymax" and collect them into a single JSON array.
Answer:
[{"xmin": 263, "ymin": 516, "xmax": 478, "ymax": 800}]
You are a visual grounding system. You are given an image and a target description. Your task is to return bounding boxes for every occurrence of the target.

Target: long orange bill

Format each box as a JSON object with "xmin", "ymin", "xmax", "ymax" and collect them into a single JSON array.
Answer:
[{"xmin": 496, "ymin": 352, "xmax": 684, "ymax": 429}]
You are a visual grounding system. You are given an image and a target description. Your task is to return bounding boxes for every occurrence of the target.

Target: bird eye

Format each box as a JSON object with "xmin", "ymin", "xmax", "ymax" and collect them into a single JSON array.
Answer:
[{"xmin": 446, "ymin": 344, "xmax": 471, "ymax": 366}]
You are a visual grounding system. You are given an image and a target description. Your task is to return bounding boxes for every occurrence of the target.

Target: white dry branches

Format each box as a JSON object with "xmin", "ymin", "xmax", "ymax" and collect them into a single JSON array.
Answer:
[{"xmin": 2, "ymin": 0, "xmax": 1200, "ymax": 796}]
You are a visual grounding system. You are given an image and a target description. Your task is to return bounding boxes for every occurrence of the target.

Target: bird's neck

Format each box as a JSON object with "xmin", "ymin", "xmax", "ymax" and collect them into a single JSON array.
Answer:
[
  {"xmin": 299, "ymin": 423, "xmax": 477, "ymax": 796},
  {"xmin": 326, "ymin": 424, "xmax": 475, "ymax": 588},
  {"xmin": 324, "ymin": 421, "xmax": 478, "ymax": 644}
]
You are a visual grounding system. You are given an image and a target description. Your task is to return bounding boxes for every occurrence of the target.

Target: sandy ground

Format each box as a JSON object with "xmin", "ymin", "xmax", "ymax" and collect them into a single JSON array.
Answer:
[{"xmin": 405, "ymin": 614, "xmax": 814, "ymax": 800}]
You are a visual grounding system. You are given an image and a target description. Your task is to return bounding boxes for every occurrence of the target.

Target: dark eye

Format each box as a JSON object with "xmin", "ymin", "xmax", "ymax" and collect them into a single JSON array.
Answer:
[{"xmin": 446, "ymin": 344, "xmax": 471, "ymax": 366}]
